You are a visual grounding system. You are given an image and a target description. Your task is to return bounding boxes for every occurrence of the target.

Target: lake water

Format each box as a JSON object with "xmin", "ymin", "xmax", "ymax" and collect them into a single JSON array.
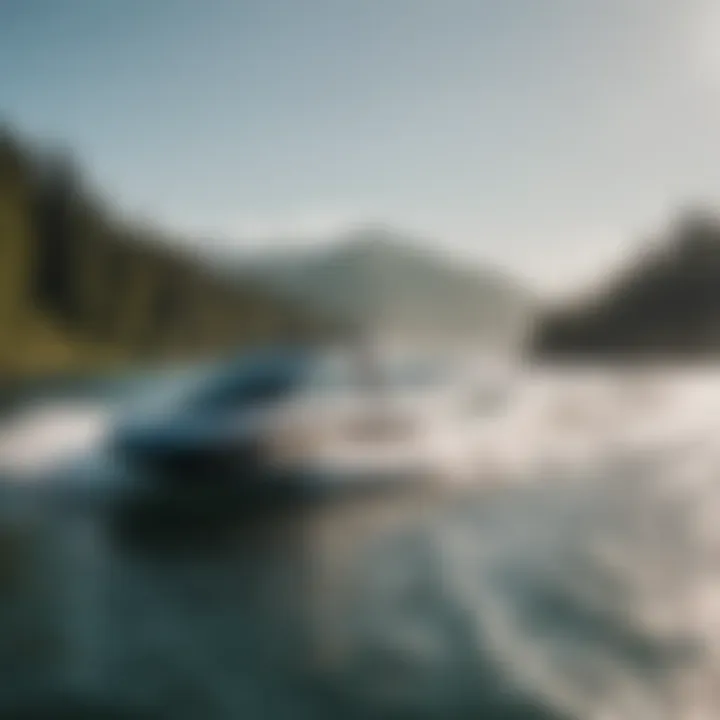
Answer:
[{"xmin": 2, "ymin": 367, "xmax": 720, "ymax": 719}]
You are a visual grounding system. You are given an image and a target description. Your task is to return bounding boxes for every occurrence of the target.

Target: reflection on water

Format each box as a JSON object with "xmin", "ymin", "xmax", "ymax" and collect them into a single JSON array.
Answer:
[
  {"xmin": 100, "ymin": 487, "xmax": 450, "ymax": 719},
  {"xmin": 6, "ymin": 370, "xmax": 720, "ymax": 717},
  {"xmin": 84, "ymin": 474, "xmax": 701, "ymax": 720}
]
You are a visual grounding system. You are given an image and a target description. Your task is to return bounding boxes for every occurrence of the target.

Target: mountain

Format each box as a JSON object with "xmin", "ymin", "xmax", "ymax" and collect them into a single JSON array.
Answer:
[
  {"xmin": 0, "ymin": 126, "xmax": 336, "ymax": 377},
  {"xmin": 0, "ymin": 123, "xmax": 534, "ymax": 374},
  {"xmin": 222, "ymin": 225, "xmax": 535, "ymax": 349},
  {"xmin": 533, "ymin": 209, "xmax": 720, "ymax": 358}
]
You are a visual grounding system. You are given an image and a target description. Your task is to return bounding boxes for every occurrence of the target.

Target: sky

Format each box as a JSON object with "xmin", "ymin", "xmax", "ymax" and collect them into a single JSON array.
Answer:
[{"xmin": 3, "ymin": 0, "xmax": 720, "ymax": 294}]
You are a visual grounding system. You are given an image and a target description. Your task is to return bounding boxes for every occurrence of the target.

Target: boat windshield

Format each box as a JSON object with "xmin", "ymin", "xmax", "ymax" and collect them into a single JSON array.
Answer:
[
  {"xmin": 384, "ymin": 360, "xmax": 449, "ymax": 390},
  {"xmin": 304, "ymin": 353, "xmax": 361, "ymax": 394},
  {"xmin": 304, "ymin": 353, "xmax": 449, "ymax": 397}
]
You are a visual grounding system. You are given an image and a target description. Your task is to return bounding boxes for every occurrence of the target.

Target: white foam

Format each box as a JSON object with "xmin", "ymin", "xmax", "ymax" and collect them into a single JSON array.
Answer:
[{"xmin": 0, "ymin": 402, "xmax": 111, "ymax": 477}]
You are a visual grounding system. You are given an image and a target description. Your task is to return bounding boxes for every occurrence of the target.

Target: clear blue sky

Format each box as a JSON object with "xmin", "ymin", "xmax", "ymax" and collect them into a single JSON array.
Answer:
[{"xmin": 2, "ymin": 0, "xmax": 720, "ymax": 292}]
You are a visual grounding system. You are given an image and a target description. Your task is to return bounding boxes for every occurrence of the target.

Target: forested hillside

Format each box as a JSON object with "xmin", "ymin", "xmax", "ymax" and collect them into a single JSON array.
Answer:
[
  {"xmin": 533, "ymin": 210, "xmax": 720, "ymax": 358},
  {"xmin": 0, "ymin": 128, "xmax": 335, "ymax": 377}
]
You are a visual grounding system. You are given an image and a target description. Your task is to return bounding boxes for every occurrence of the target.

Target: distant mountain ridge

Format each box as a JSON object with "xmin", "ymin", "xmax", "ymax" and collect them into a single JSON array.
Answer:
[{"xmin": 220, "ymin": 225, "xmax": 535, "ymax": 348}]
